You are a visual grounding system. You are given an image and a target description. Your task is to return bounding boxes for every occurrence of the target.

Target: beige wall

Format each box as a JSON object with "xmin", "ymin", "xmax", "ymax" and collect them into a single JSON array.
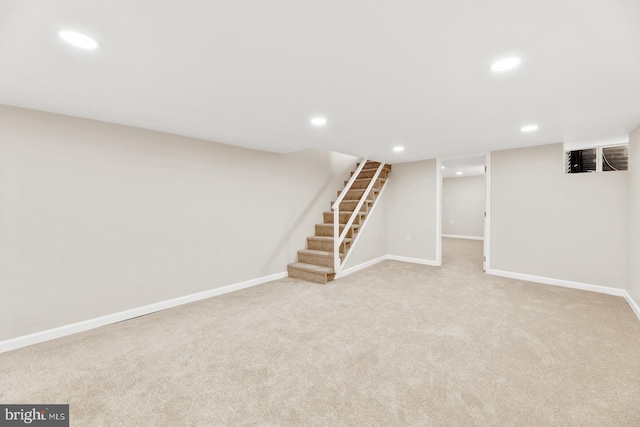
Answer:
[
  {"xmin": 387, "ymin": 160, "xmax": 437, "ymax": 261},
  {"xmin": 628, "ymin": 125, "xmax": 640, "ymax": 303},
  {"xmin": 442, "ymin": 176, "xmax": 485, "ymax": 238},
  {"xmin": 0, "ymin": 105, "xmax": 360, "ymax": 341},
  {"xmin": 342, "ymin": 187, "xmax": 388, "ymax": 270},
  {"xmin": 491, "ymin": 143, "xmax": 628, "ymax": 289},
  {"xmin": 4, "ymin": 103, "xmax": 635, "ymax": 342}
]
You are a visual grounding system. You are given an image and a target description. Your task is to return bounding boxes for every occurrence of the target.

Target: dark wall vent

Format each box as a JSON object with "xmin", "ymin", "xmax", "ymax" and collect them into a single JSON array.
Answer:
[
  {"xmin": 602, "ymin": 146, "xmax": 628, "ymax": 171},
  {"xmin": 566, "ymin": 148, "xmax": 597, "ymax": 174}
]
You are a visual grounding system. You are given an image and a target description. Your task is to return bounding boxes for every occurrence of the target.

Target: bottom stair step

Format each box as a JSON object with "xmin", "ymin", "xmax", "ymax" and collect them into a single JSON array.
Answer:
[{"xmin": 287, "ymin": 262, "xmax": 335, "ymax": 284}]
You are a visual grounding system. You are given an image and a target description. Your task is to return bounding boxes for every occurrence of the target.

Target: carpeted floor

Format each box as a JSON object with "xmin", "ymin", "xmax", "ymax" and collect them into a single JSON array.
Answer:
[{"xmin": 1, "ymin": 238, "xmax": 639, "ymax": 426}]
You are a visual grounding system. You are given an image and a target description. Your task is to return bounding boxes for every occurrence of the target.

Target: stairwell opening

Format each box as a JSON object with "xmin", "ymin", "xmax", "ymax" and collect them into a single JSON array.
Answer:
[{"xmin": 287, "ymin": 160, "xmax": 391, "ymax": 284}]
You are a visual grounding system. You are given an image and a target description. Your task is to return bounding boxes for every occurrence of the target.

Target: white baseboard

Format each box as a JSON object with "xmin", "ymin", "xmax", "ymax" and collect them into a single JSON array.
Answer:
[
  {"xmin": 387, "ymin": 255, "xmax": 440, "ymax": 267},
  {"xmin": 487, "ymin": 268, "xmax": 640, "ymax": 321},
  {"xmin": 0, "ymin": 271, "xmax": 288, "ymax": 354},
  {"xmin": 339, "ymin": 254, "xmax": 441, "ymax": 278},
  {"xmin": 624, "ymin": 292, "xmax": 640, "ymax": 320},
  {"xmin": 487, "ymin": 269, "xmax": 627, "ymax": 296},
  {"xmin": 335, "ymin": 255, "xmax": 387, "ymax": 279},
  {"xmin": 442, "ymin": 234, "xmax": 484, "ymax": 241},
  {"xmin": 6, "ymin": 264, "xmax": 636, "ymax": 355},
  {"xmin": 337, "ymin": 253, "xmax": 440, "ymax": 279}
]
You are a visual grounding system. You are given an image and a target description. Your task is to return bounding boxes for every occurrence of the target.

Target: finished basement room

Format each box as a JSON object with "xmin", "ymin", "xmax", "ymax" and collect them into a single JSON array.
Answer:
[{"xmin": 1, "ymin": 1, "xmax": 639, "ymax": 426}]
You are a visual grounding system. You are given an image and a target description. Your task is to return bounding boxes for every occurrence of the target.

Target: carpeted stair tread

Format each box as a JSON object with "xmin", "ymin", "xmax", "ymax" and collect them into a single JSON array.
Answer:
[
  {"xmin": 316, "ymin": 223, "xmax": 360, "ymax": 228},
  {"xmin": 359, "ymin": 168, "xmax": 385, "ymax": 172},
  {"xmin": 344, "ymin": 178, "xmax": 386, "ymax": 184},
  {"xmin": 333, "ymin": 199, "xmax": 374, "ymax": 204},
  {"xmin": 307, "ymin": 236, "xmax": 354, "ymax": 243},
  {"xmin": 323, "ymin": 210, "xmax": 365, "ymax": 215},
  {"xmin": 298, "ymin": 249, "xmax": 343, "ymax": 258},
  {"xmin": 356, "ymin": 161, "xmax": 391, "ymax": 170},
  {"xmin": 323, "ymin": 211, "xmax": 367, "ymax": 219},
  {"xmin": 288, "ymin": 262, "xmax": 334, "ymax": 274}
]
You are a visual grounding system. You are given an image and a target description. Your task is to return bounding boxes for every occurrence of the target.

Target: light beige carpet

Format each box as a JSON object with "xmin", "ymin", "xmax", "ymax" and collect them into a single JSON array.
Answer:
[{"xmin": 1, "ymin": 238, "xmax": 639, "ymax": 426}]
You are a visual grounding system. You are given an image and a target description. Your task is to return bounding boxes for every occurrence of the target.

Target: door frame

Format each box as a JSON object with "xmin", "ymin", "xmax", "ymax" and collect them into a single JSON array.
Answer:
[{"xmin": 435, "ymin": 152, "xmax": 491, "ymax": 270}]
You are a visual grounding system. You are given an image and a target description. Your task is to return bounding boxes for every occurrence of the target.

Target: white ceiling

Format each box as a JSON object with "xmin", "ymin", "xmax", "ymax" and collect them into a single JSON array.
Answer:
[
  {"xmin": 442, "ymin": 156, "xmax": 486, "ymax": 178},
  {"xmin": 1, "ymin": 0, "xmax": 640, "ymax": 164}
]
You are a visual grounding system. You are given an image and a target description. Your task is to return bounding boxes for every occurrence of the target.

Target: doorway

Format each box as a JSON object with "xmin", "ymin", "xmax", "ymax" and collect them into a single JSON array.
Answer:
[{"xmin": 436, "ymin": 154, "xmax": 490, "ymax": 271}]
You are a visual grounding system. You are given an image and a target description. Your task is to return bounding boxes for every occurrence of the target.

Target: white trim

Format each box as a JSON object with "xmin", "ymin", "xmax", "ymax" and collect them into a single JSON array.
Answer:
[
  {"xmin": 486, "ymin": 269, "xmax": 626, "ymax": 296},
  {"xmin": 487, "ymin": 268, "xmax": 639, "ymax": 320},
  {"xmin": 437, "ymin": 152, "xmax": 490, "ymax": 271},
  {"xmin": 339, "ymin": 177, "xmax": 389, "ymax": 269},
  {"xmin": 624, "ymin": 292, "xmax": 640, "ymax": 320},
  {"xmin": 333, "ymin": 158, "xmax": 367, "ymax": 272},
  {"xmin": 484, "ymin": 152, "xmax": 491, "ymax": 271},
  {"xmin": 0, "ymin": 271, "xmax": 288, "ymax": 354},
  {"xmin": 332, "ymin": 157, "xmax": 367, "ymax": 210},
  {"xmin": 436, "ymin": 151, "xmax": 491, "ymax": 161},
  {"xmin": 442, "ymin": 234, "xmax": 484, "ymax": 241},
  {"xmin": 335, "ymin": 255, "xmax": 387, "ymax": 279},
  {"xmin": 335, "ymin": 160, "xmax": 386, "ymax": 274},
  {"xmin": 435, "ymin": 159, "xmax": 443, "ymax": 266},
  {"xmin": 564, "ymin": 139, "xmax": 629, "ymax": 151},
  {"xmin": 387, "ymin": 254, "xmax": 439, "ymax": 266}
]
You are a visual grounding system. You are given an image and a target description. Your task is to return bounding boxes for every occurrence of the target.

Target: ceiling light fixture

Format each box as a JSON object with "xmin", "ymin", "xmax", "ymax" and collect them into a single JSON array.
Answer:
[
  {"xmin": 521, "ymin": 124, "xmax": 539, "ymax": 132},
  {"xmin": 58, "ymin": 29, "xmax": 100, "ymax": 50},
  {"xmin": 310, "ymin": 117, "xmax": 327, "ymax": 126},
  {"xmin": 456, "ymin": 171, "xmax": 463, "ymax": 175},
  {"xmin": 441, "ymin": 166, "xmax": 445, "ymax": 169},
  {"xmin": 393, "ymin": 146, "xmax": 404, "ymax": 152},
  {"xmin": 491, "ymin": 56, "xmax": 521, "ymax": 72}
]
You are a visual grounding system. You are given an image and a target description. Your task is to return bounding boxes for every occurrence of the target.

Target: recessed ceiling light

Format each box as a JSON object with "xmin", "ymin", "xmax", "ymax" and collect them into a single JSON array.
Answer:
[
  {"xmin": 441, "ymin": 166, "xmax": 445, "ymax": 169},
  {"xmin": 521, "ymin": 124, "xmax": 539, "ymax": 132},
  {"xmin": 58, "ymin": 29, "xmax": 100, "ymax": 50},
  {"xmin": 491, "ymin": 56, "xmax": 521, "ymax": 72},
  {"xmin": 456, "ymin": 171, "xmax": 463, "ymax": 175},
  {"xmin": 310, "ymin": 117, "xmax": 327, "ymax": 126},
  {"xmin": 393, "ymin": 146, "xmax": 404, "ymax": 152}
]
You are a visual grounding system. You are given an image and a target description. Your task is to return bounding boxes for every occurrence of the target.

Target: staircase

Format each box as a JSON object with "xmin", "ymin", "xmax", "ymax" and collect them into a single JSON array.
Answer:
[{"xmin": 287, "ymin": 160, "xmax": 392, "ymax": 284}]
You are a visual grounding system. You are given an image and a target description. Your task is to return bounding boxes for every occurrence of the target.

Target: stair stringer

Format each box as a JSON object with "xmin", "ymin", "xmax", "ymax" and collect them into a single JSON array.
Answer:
[{"xmin": 334, "ymin": 176, "xmax": 390, "ymax": 279}]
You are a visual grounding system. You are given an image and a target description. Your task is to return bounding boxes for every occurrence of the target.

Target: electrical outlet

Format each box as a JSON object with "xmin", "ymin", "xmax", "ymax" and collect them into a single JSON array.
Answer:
[{"xmin": 406, "ymin": 234, "xmax": 411, "ymax": 241}]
